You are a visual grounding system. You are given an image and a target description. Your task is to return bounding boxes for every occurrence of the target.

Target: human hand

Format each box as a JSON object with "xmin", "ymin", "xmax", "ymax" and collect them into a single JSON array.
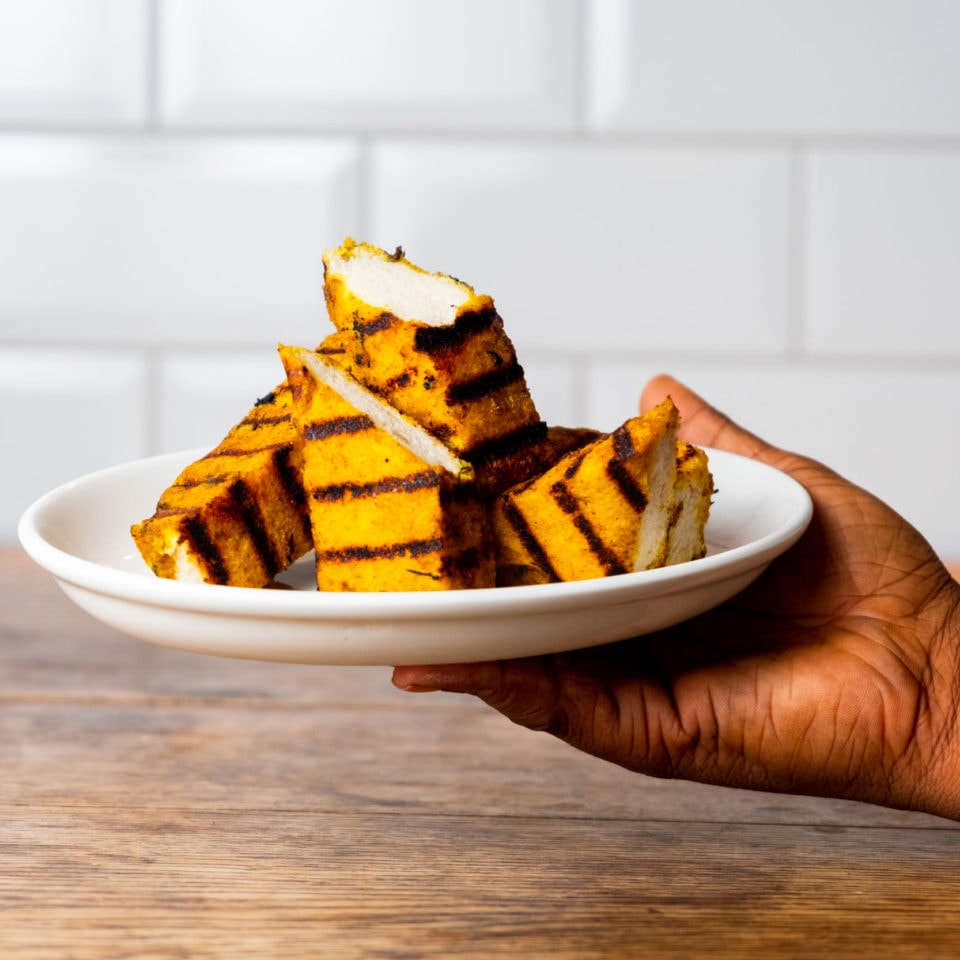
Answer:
[{"xmin": 393, "ymin": 376, "xmax": 960, "ymax": 818}]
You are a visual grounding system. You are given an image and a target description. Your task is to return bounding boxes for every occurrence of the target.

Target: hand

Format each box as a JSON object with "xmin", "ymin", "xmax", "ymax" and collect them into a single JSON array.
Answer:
[{"xmin": 393, "ymin": 376, "xmax": 960, "ymax": 818}]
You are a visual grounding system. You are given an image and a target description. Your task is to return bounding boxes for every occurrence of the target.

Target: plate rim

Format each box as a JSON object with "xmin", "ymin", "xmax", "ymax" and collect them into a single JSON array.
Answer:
[{"xmin": 18, "ymin": 445, "xmax": 813, "ymax": 623}]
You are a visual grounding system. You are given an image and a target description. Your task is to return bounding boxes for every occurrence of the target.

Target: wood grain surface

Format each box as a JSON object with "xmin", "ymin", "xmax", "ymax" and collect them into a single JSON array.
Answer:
[{"xmin": 3, "ymin": 548, "xmax": 960, "ymax": 959}]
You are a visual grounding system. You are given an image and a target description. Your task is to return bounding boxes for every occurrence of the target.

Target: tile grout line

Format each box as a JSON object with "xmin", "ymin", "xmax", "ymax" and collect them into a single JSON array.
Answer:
[
  {"xmin": 144, "ymin": 0, "xmax": 161, "ymax": 131},
  {"xmin": 572, "ymin": 0, "xmax": 588, "ymax": 138}
]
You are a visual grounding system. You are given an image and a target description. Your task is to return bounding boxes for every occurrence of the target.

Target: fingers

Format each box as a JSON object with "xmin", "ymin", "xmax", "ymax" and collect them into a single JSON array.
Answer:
[
  {"xmin": 393, "ymin": 656, "xmax": 678, "ymax": 777},
  {"xmin": 640, "ymin": 374, "xmax": 786, "ymax": 468},
  {"xmin": 392, "ymin": 660, "xmax": 565, "ymax": 733}
]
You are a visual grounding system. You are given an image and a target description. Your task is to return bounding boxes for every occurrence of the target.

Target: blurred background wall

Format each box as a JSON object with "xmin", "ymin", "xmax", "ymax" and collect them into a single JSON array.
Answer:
[{"xmin": 2, "ymin": 0, "xmax": 959, "ymax": 559}]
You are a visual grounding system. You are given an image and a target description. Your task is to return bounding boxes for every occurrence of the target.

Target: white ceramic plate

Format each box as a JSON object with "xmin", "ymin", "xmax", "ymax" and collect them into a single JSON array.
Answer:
[{"xmin": 18, "ymin": 447, "xmax": 812, "ymax": 666}]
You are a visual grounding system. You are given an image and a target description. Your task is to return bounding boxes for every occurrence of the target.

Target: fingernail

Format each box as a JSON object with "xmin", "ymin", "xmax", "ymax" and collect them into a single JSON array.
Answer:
[{"xmin": 395, "ymin": 680, "xmax": 440, "ymax": 693}]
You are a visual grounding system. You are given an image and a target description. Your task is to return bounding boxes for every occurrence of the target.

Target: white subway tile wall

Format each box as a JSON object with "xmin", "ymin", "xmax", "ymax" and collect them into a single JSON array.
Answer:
[{"xmin": 1, "ymin": 1, "xmax": 958, "ymax": 561}]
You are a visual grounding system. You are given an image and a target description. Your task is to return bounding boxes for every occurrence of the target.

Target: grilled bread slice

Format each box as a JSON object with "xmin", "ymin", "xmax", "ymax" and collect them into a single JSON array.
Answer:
[
  {"xmin": 666, "ymin": 441, "xmax": 713, "ymax": 565},
  {"xmin": 279, "ymin": 344, "xmax": 494, "ymax": 592},
  {"xmin": 131, "ymin": 383, "xmax": 311, "ymax": 587},
  {"xmin": 321, "ymin": 239, "xmax": 549, "ymax": 498},
  {"xmin": 492, "ymin": 399, "xmax": 681, "ymax": 585}
]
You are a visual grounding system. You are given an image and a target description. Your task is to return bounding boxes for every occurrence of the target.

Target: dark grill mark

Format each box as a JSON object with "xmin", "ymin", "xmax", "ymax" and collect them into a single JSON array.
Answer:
[
  {"xmin": 317, "ymin": 346, "xmax": 347, "ymax": 356},
  {"xmin": 676, "ymin": 443, "xmax": 699, "ymax": 466},
  {"xmin": 304, "ymin": 415, "xmax": 374, "ymax": 441},
  {"xmin": 607, "ymin": 459, "xmax": 649, "ymax": 514},
  {"xmin": 550, "ymin": 481, "xmax": 626, "ymax": 576},
  {"xmin": 550, "ymin": 482, "xmax": 579, "ymax": 515},
  {"xmin": 462, "ymin": 420, "xmax": 548, "ymax": 468},
  {"xmin": 446, "ymin": 362, "xmax": 525, "ymax": 405},
  {"xmin": 182, "ymin": 514, "xmax": 229, "ymax": 584},
  {"xmin": 501, "ymin": 499, "xmax": 560, "ymax": 582},
  {"xmin": 312, "ymin": 469, "xmax": 443, "ymax": 503},
  {"xmin": 319, "ymin": 537, "xmax": 443, "ymax": 564},
  {"xmin": 173, "ymin": 474, "xmax": 228, "ymax": 490},
  {"xmin": 241, "ymin": 413, "xmax": 292, "ymax": 431},
  {"xmin": 202, "ymin": 441, "xmax": 291, "ymax": 460},
  {"xmin": 563, "ymin": 452, "xmax": 586, "ymax": 481},
  {"xmin": 413, "ymin": 306, "xmax": 500, "ymax": 355},
  {"xmin": 355, "ymin": 312, "xmax": 395, "ymax": 336},
  {"xmin": 230, "ymin": 479, "xmax": 282, "ymax": 579}
]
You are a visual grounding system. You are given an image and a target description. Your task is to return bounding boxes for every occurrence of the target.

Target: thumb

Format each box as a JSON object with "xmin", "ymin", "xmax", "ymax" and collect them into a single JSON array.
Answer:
[{"xmin": 640, "ymin": 374, "xmax": 799, "ymax": 474}]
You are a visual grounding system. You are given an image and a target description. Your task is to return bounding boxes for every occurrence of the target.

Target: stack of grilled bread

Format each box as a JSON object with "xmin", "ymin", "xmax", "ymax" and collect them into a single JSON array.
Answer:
[{"xmin": 132, "ymin": 239, "xmax": 713, "ymax": 592}]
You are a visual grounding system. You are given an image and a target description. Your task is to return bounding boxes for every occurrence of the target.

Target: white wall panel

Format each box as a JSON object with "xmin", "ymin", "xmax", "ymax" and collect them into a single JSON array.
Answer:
[
  {"xmin": 156, "ymin": 350, "xmax": 295, "ymax": 454},
  {"xmin": 516, "ymin": 355, "xmax": 581, "ymax": 431},
  {"xmin": 585, "ymin": 359, "xmax": 960, "ymax": 560},
  {"xmin": 370, "ymin": 142, "xmax": 791, "ymax": 356},
  {"xmin": 807, "ymin": 149, "xmax": 960, "ymax": 357},
  {"xmin": 587, "ymin": 0, "xmax": 960, "ymax": 136},
  {"xmin": 1, "ymin": 347, "xmax": 146, "ymax": 542},
  {"xmin": 2, "ymin": 4, "xmax": 959, "ymax": 557},
  {"xmin": 159, "ymin": 0, "xmax": 577, "ymax": 131},
  {"xmin": 0, "ymin": 136, "xmax": 360, "ymax": 347},
  {"xmin": 0, "ymin": 1, "xmax": 148, "ymax": 126}
]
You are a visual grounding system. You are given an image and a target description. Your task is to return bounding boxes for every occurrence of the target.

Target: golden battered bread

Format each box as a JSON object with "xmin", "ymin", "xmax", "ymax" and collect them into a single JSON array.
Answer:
[
  {"xmin": 492, "ymin": 399, "xmax": 683, "ymax": 585},
  {"xmin": 132, "ymin": 238, "xmax": 715, "ymax": 593},
  {"xmin": 321, "ymin": 239, "xmax": 549, "ymax": 498},
  {"xmin": 279, "ymin": 344, "xmax": 494, "ymax": 592},
  {"xmin": 131, "ymin": 383, "xmax": 311, "ymax": 587}
]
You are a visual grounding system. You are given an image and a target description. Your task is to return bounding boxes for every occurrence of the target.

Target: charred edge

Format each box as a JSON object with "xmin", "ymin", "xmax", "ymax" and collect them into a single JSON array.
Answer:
[
  {"xmin": 312, "ymin": 469, "xmax": 443, "ymax": 503},
  {"xmin": 273, "ymin": 445, "xmax": 307, "ymax": 509},
  {"xmin": 550, "ymin": 480, "xmax": 627, "ymax": 576},
  {"xmin": 152, "ymin": 506, "xmax": 193, "ymax": 520},
  {"xmin": 254, "ymin": 390, "xmax": 276, "ymax": 407},
  {"xmin": 676, "ymin": 443, "xmax": 699, "ymax": 467},
  {"xmin": 413, "ymin": 306, "xmax": 500, "ymax": 355},
  {"xmin": 354, "ymin": 312, "xmax": 395, "ymax": 336},
  {"xmin": 273, "ymin": 445, "xmax": 312, "ymax": 544},
  {"xmin": 202, "ymin": 441, "xmax": 291, "ymax": 460},
  {"xmin": 462, "ymin": 420, "xmax": 548, "ymax": 468},
  {"xmin": 502, "ymin": 499, "xmax": 561, "ymax": 583},
  {"xmin": 303, "ymin": 415, "xmax": 375, "ymax": 441},
  {"xmin": 182, "ymin": 514, "xmax": 229, "ymax": 585},
  {"xmin": 383, "ymin": 371, "xmax": 412, "ymax": 392},
  {"xmin": 611, "ymin": 423, "xmax": 636, "ymax": 461},
  {"xmin": 318, "ymin": 537, "xmax": 443, "ymax": 564},
  {"xmin": 607, "ymin": 459, "xmax": 649, "ymax": 514},
  {"xmin": 445, "ymin": 547, "xmax": 481, "ymax": 578},
  {"xmin": 230, "ymin": 478, "xmax": 283, "ymax": 579},
  {"xmin": 446, "ymin": 362, "xmax": 525, "ymax": 405}
]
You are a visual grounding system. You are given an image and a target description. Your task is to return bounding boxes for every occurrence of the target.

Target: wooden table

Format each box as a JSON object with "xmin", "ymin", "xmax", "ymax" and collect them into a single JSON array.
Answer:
[{"xmin": 3, "ymin": 547, "xmax": 960, "ymax": 958}]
